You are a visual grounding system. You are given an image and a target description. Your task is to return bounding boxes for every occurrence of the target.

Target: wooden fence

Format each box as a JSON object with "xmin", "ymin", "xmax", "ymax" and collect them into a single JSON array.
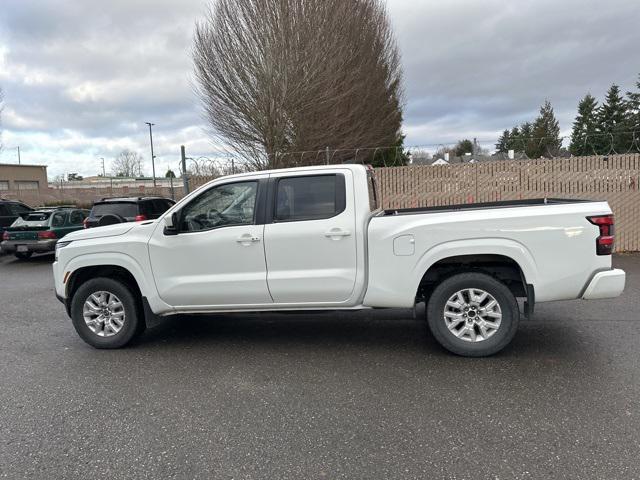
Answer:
[
  {"xmin": 375, "ymin": 154, "xmax": 640, "ymax": 252},
  {"xmin": 3, "ymin": 154, "xmax": 638, "ymax": 251}
]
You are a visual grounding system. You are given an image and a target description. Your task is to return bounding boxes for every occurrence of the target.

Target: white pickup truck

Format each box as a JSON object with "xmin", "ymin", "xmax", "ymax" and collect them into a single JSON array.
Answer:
[{"xmin": 53, "ymin": 164, "xmax": 625, "ymax": 356}]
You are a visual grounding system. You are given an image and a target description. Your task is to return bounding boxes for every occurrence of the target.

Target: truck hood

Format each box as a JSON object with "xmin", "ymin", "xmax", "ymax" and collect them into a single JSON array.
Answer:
[{"xmin": 64, "ymin": 222, "xmax": 137, "ymax": 241}]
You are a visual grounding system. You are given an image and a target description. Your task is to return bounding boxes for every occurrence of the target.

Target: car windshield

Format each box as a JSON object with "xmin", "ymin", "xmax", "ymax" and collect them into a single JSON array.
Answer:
[
  {"xmin": 11, "ymin": 212, "xmax": 52, "ymax": 227},
  {"xmin": 91, "ymin": 203, "xmax": 138, "ymax": 218}
]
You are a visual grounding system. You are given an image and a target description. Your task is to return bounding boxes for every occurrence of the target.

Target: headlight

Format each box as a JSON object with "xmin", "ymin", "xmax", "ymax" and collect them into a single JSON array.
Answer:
[{"xmin": 55, "ymin": 240, "xmax": 72, "ymax": 260}]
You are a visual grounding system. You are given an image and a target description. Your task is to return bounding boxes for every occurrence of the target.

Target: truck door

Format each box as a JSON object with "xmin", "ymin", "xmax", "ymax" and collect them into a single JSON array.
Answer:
[
  {"xmin": 263, "ymin": 171, "xmax": 358, "ymax": 304},
  {"xmin": 148, "ymin": 177, "xmax": 272, "ymax": 308}
]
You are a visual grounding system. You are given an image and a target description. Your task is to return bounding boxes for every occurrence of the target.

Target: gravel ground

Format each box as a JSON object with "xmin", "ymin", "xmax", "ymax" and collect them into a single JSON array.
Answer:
[{"xmin": 0, "ymin": 253, "xmax": 639, "ymax": 479}]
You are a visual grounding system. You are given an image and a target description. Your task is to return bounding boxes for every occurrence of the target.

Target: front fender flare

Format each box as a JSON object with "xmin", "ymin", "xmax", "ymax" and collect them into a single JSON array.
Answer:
[{"xmin": 62, "ymin": 252, "xmax": 172, "ymax": 315}]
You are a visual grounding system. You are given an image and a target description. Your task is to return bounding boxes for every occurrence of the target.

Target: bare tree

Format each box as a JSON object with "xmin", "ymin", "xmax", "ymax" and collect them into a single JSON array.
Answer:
[
  {"xmin": 194, "ymin": 0, "xmax": 404, "ymax": 169},
  {"xmin": 112, "ymin": 149, "xmax": 144, "ymax": 177}
]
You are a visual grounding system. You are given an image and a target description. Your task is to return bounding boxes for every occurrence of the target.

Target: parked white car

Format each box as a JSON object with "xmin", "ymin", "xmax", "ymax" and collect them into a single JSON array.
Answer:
[{"xmin": 53, "ymin": 164, "xmax": 625, "ymax": 356}]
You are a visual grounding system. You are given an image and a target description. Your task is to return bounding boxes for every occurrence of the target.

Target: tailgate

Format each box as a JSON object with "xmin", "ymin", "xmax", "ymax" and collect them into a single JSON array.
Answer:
[{"xmin": 5, "ymin": 226, "xmax": 49, "ymax": 240}]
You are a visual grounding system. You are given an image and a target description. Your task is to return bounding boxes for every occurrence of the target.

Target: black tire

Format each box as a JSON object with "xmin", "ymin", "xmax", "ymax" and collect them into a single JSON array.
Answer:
[
  {"xmin": 426, "ymin": 272, "xmax": 519, "ymax": 357},
  {"xmin": 15, "ymin": 252, "xmax": 33, "ymax": 260},
  {"xmin": 70, "ymin": 277, "xmax": 146, "ymax": 349}
]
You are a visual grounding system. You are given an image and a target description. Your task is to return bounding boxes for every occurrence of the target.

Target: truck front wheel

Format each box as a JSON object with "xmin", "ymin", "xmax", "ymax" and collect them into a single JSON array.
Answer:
[
  {"xmin": 426, "ymin": 272, "xmax": 519, "ymax": 357},
  {"xmin": 70, "ymin": 277, "xmax": 145, "ymax": 348}
]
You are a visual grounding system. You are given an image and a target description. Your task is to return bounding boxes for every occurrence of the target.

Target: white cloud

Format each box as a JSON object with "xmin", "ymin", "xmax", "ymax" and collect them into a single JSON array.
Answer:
[{"xmin": 0, "ymin": 0, "xmax": 639, "ymax": 178}]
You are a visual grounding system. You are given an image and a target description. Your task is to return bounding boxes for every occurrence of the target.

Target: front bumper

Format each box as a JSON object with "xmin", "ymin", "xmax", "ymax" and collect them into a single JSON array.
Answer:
[
  {"xmin": 1, "ymin": 239, "xmax": 57, "ymax": 254},
  {"xmin": 582, "ymin": 268, "xmax": 626, "ymax": 300}
]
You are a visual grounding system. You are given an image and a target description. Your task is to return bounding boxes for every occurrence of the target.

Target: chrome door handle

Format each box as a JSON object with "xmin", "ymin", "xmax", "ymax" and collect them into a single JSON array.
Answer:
[
  {"xmin": 236, "ymin": 235, "xmax": 261, "ymax": 243},
  {"xmin": 324, "ymin": 229, "xmax": 351, "ymax": 238}
]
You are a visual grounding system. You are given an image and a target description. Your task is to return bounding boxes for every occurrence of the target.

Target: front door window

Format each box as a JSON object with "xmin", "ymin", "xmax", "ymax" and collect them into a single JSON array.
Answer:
[{"xmin": 180, "ymin": 181, "xmax": 257, "ymax": 232}]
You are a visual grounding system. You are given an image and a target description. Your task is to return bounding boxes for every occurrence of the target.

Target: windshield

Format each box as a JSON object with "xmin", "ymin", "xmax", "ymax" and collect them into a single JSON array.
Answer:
[
  {"xmin": 91, "ymin": 202, "xmax": 138, "ymax": 218},
  {"xmin": 11, "ymin": 212, "xmax": 52, "ymax": 227}
]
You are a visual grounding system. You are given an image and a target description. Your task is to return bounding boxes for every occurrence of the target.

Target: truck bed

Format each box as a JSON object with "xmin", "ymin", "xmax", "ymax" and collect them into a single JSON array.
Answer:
[{"xmin": 382, "ymin": 198, "xmax": 596, "ymax": 216}]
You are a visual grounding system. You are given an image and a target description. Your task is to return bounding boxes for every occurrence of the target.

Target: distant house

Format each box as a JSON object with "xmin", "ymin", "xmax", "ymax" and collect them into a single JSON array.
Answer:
[{"xmin": 431, "ymin": 158, "xmax": 450, "ymax": 166}]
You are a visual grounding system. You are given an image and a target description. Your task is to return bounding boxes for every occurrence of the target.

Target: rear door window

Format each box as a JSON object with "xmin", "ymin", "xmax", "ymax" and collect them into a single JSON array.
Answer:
[
  {"xmin": 92, "ymin": 202, "xmax": 138, "ymax": 218},
  {"xmin": 51, "ymin": 212, "xmax": 67, "ymax": 227},
  {"xmin": 69, "ymin": 210, "xmax": 87, "ymax": 225},
  {"xmin": 275, "ymin": 174, "xmax": 345, "ymax": 222}
]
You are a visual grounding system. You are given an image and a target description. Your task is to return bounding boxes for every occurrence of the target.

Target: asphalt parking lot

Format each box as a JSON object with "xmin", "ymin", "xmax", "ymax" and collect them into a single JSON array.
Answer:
[{"xmin": 1, "ymin": 253, "xmax": 639, "ymax": 479}]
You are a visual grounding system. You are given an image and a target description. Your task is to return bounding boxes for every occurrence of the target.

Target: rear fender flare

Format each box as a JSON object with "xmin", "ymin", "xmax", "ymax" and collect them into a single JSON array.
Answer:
[{"xmin": 412, "ymin": 238, "xmax": 538, "ymax": 295}]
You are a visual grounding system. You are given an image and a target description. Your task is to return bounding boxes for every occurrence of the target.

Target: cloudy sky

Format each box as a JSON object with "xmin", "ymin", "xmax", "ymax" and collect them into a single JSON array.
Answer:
[{"xmin": 1, "ymin": 0, "xmax": 639, "ymax": 178}]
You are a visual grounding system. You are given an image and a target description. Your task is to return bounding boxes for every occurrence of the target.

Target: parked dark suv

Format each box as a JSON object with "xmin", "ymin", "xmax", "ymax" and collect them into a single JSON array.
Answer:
[
  {"xmin": 0, "ymin": 199, "xmax": 33, "ymax": 239},
  {"xmin": 84, "ymin": 196, "xmax": 175, "ymax": 228}
]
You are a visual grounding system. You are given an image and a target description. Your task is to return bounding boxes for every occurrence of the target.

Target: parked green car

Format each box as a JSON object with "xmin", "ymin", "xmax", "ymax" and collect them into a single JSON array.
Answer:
[{"xmin": 1, "ymin": 207, "xmax": 89, "ymax": 260}]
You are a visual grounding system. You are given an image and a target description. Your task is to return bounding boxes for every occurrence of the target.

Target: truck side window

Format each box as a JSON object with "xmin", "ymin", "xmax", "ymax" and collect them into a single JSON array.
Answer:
[
  {"xmin": 275, "ymin": 174, "xmax": 345, "ymax": 222},
  {"xmin": 180, "ymin": 181, "xmax": 257, "ymax": 232}
]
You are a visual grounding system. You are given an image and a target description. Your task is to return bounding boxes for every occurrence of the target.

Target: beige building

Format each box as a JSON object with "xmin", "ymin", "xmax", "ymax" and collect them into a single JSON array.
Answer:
[{"xmin": 0, "ymin": 163, "xmax": 48, "ymax": 192}]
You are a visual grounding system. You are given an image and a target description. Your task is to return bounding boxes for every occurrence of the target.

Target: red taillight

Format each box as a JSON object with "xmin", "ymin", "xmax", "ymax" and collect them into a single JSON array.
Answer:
[
  {"xmin": 134, "ymin": 214, "xmax": 147, "ymax": 222},
  {"xmin": 38, "ymin": 230, "xmax": 57, "ymax": 240},
  {"xmin": 587, "ymin": 215, "xmax": 615, "ymax": 255},
  {"xmin": 2, "ymin": 231, "xmax": 9, "ymax": 241},
  {"xmin": 83, "ymin": 217, "xmax": 89, "ymax": 229}
]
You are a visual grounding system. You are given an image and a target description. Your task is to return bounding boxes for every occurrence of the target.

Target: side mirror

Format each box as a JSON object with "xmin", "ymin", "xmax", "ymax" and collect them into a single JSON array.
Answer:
[{"xmin": 163, "ymin": 211, "xmax": 179, "ymax": 236}]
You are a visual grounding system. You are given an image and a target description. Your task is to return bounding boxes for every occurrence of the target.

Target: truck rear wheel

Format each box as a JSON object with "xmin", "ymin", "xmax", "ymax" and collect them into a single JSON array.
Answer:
[
  {"xmin": 70, "ymin": 277, "xmax": 145, "ymax": 349},
  {"xmin": 426, "ymin": 272, "xmax": 519, "ymax": 357}
]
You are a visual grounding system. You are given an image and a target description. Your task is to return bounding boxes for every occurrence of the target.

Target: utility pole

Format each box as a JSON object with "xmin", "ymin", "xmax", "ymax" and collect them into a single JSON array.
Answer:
[
  {"xmin": 145, "ymin": 122, "xmax": 157, "ymax": 186},
  {"xmin": 231, "ymin": 158, "xmax": 235, "ymax": 174},
  {"xmin": 17, "ymin": 146, "xmax": 21, "ymax": 165},
  {"xmin": 100, "ymin": 157, "xmax": 106, "ymax": 177},
  {"xmin": 181, "ymin": 145, "xmax": 189, "ymax": 195}
]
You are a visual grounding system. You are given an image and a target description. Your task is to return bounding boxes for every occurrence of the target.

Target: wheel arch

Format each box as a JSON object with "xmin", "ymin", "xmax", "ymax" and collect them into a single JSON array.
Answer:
[
  {"xmin": 413, "ymin": 239, "xmax": 537, "ymax": 312},
  {"xmin": 67, "ymin": 264, "xmax": 143, "ymax": 308}
]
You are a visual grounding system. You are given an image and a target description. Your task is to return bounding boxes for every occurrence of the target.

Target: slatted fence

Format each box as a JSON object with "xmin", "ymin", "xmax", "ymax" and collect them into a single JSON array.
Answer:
[
  {"xmin": 4, "ymin": 154, "xmax": 638, "ymax": 252},
  {"xmin": 375, "ymin": 154, "xmax": 640, "ymax": 252}
]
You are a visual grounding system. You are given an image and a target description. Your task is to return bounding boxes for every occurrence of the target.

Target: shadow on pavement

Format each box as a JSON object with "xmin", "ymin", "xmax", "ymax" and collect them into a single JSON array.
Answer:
[
  {"xmin": 2, "ymin": 253, "xmax": 55, "ymax": 264},
  {"xmin": 135, "ymin": 307, "xmax": 602, "ymax": 363}
]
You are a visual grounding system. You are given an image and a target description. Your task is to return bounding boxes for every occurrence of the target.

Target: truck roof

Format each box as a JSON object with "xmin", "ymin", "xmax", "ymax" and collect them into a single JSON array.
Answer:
[{"xmin": 213, "ymin": 163, "xmax": 368, "ymax": 182}]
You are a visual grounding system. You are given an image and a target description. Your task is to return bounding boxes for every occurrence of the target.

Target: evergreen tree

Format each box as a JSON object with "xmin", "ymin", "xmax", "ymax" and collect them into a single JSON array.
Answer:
[
  {"xmin": 530, "ymin": 101, "xmax": 562, "ymax": 158},
  {"xmin": 495, "ymin": 130, "xmax": 511, "ymax": 153},
  {"xmin": 506, "ymin": 126, "xmax": 520, "ymax": 152},
  {"xmin": 569, "ymin": 94, "xmax": 598, "ymax": 156},
  {"xmin": 454, "ymin": 139, "xmax": 474, "ymax": 156},
  {"xmin": 519, "ymin": 122, "xmax": 534, "ymax": 157},
  {"xmin": 626, "ymin": 74, "xmax": 640, "ymax": 143},
  {"xmin": 596, "ymin": 84, "xmax": 629, "ymax": 153}
]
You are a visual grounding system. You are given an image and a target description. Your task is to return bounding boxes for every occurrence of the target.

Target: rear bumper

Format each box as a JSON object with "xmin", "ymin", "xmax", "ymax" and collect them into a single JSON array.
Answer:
[
  {"xmin": 582, "ymin": 268, "xmax": 626, "ymax": 300},
  {"xmin": 1, "ymin": 239, "xmax": 57, "ymax": 254}
]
